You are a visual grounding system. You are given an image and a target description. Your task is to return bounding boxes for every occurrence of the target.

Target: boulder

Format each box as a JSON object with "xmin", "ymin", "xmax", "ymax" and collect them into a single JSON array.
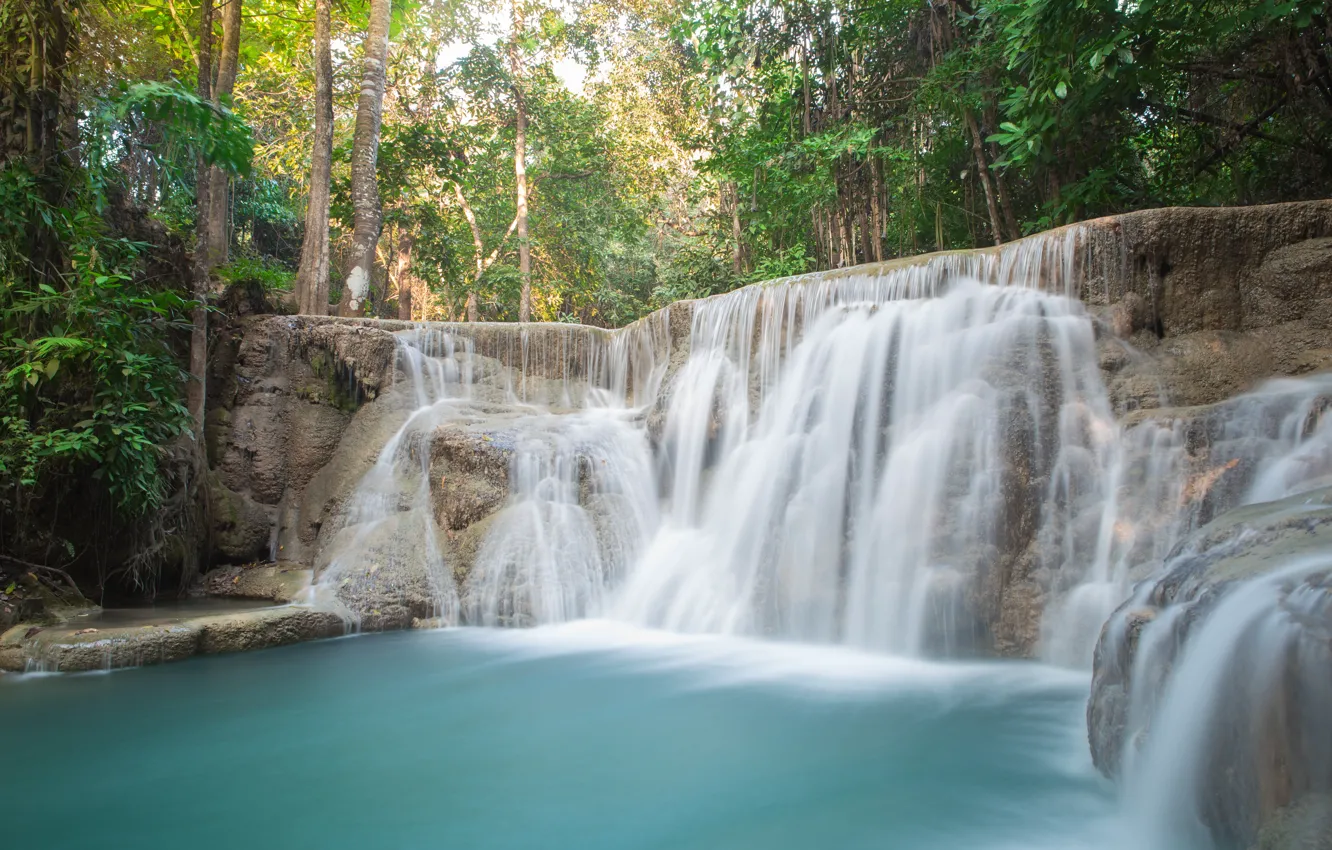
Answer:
[
  {"xmin": 0, "ymin": 603, "xmax": 345, "ymax": 673},
  {"xmin": 1088, "ymin": 487, "xmax": 1332, "ymax": 848}
]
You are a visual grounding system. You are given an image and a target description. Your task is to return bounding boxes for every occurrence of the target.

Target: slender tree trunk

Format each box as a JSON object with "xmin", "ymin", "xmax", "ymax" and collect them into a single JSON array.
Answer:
[
  {"xmin": 205, "ymin": 0, "xmax": 241, "ymax": 268},
  {"xmin": 511, "ymin": 0, "xmax": 532, "ymax": 322},
  {"xmin": 983, "ymin": 98, "xmax": 1020, "ymax": 240},
  {"xmin": 858, "ymin": 206, "xmax": 871, "ymax": 264},
  {"xmin": 840, "ymin": 207, "xmax": 853, "ymax": 267},
  {"xmin": 812, "ymin": 208, "xmax": 824, "ymax": 269},
  {"xmin": 964, "ymin": 110, "xmax": 1004, "ymax": 246},
  {"xmin": 396, "ymin": 229, "xmax": 413, "ymax": 320},
  {"xmin": 827, "ymin": 26, "xmax": 839, "ymax": 121},
  {"xmin": 801, "ymin": 43, "xmax": 811, "ymax": 135},
  {"xmin": 994, "ymin": 170, "xmax": 1019, "ymax": 242},
  {"xmin": 338, "ymin": 0, "xmax": 392, "ymax": 315},
  {"xmin": 295, "ymin": 0, "xmax": 333, "ymax": 315},
  {"xmin": 869, "ymin": 156, "xmax": 884, "ymax": 262},
  {"xmin": 188, "ymin": 0, "xmax": 214, "ymax": 436},
  {"xmin": 730, "ymin": 182, "xmax": 743, "ymax": 275},
  {"xmin": 828, "ymin": 209, "xmax": 840, "ymax": 268}
]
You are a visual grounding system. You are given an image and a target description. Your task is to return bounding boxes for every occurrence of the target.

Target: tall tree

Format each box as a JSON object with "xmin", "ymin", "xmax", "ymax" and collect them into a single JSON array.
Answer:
[
  {"xmin": 394, "ymin": 228, "xmax": 414, "ymax": 319},
  {"xmin": 204, "ymin": 0, "xmax": 242, "ymax": 268},
  {"xmin": 339, "ymin": 0, "xmax": 393, "ymax": 315},
  {"xmin": 0, "ymin": 0, "xmax": 75, "ymax": 175},
  {"xmin": 188, "ymin": 0, "xmax": 215, "ymax": 434},
  {"xmin": 295, "ymin": 0, "xmax": 334, "ymax": 316},
  {"xmin": 452, "ymin": 178, "xmax": 520, "ymax": 321},
  {"xmin": 511, "ymin": 0, "xmax": 532, "ymax": 322}
]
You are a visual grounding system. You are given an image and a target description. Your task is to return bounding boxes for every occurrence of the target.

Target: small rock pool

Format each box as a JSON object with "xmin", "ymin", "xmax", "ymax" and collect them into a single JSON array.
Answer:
[{"xmin": 2, "ymin": 623, "xmax": 1132, "ymax": 849}]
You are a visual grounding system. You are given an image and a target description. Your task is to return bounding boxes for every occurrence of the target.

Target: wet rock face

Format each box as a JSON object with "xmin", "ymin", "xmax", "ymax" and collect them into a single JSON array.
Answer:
[
  {"xmin": 0, "ymin": 605, "xmax": 345, "ymax": 673},
  {"xmin": 1088, "ymin": 488, "xmax": 1332, "ymax": 848},
  {"xmin": 185, "ymin": 201, "xmax": 1332, "ymax": 659},
  {"xmin": 1088, "ymin": 202, "xmax": 1332, "ymax": 413},
  {"xmin": 207, "ymin": 317, "xmax": 399, "ymax": 565}
]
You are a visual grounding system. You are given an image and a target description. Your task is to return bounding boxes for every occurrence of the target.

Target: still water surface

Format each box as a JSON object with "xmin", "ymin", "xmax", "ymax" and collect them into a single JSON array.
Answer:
[{"xmin": 1, "ymin": 623, "xmax": 1121, "ymax": 849}]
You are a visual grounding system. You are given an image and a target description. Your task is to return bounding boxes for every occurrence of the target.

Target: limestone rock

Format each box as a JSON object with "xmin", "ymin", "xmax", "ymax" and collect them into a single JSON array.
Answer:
[
  {"xmin": 208, "ymin": 474, "xmax": 274, "ymax": 563},
  {"xmin": 1088, "ymin": 487, "xmax": 1332, "ymax": 847},
  {"xmin": 197, "ymin": 564, "xmax": 312, "ymax": 603},
  {"xmin": 0, "ymin": 604, "xmax": 344, "ymax": 673}
]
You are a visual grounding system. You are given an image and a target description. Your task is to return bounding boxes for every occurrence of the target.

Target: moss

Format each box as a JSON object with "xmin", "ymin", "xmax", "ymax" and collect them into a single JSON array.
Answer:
[
  {"xmin": 1254, "ymin": 794, "xmax": 1332, "ymax": 850},
  {"xmin": 306, "ymin": 347, "xmax": 366, "ymax": 413}
]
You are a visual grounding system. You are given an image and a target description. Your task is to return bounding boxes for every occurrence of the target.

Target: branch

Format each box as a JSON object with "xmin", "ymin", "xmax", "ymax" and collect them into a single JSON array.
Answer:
[
  {"xmin": 481, "ymin": 214, "xmax": 521, "ymax": 272},
  {"xmin": 165, "ymin": 0, "xmax": 196, "ymax": 59},
  {"xmin": 540, "ymin": 170, "xmax": 595, "ymax": 181},
  {"xmin": 0, "ymin": 554, "xmax": 81, "ymax": 594},
  {"xmin": 450, "ymin": 181, "xmax": 487, "ymax": 276},
  {"xmin": 449, "ymin": 179, "xmax": 523, "ymax": 277}
]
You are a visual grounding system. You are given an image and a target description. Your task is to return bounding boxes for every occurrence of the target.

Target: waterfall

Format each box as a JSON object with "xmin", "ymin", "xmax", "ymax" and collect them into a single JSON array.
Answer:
[
  {"xmin": 615, "ymin": 279, "xmax": 1118, "ymax": 653},
  {"xmin": 464, "ymin": 408, "xmax": 659, "ymax": 626},
  {"xmin": 314, "ymin": 328, "xmax": 476, "ymax": 626},
  {"xmin": 1124, "ymin": 556, "xmax": 1332, "ymax": 849},
  {"xmin": 311, "ymin": 227, "xmax": 1332, "ymax": 665}
]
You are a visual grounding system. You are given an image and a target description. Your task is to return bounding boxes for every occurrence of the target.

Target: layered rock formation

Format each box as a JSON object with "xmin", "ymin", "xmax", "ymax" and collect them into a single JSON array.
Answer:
[{"xmin": 1089, "ymin": 489, "xmax": 1332, "ymax": 848}]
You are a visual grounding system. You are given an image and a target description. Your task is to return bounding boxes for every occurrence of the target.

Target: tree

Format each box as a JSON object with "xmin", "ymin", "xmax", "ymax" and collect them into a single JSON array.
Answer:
[
  {"xmin": 189, "ymin": 0, "xmax": 215, "ymax": 433},
  {"xmin": 205, "ymin": 0, "xmax": 243, "ymax": 268},
  {"xmin": 511, "ymin": 0, "xmax": 532, "ymax": 322},
  {"xmin": 295, "ymin": 0, "xmax": 334, "ymax": 316},
  {"xmin": 338, "ymin": 0, "xmax": 393, "ymax": 316}
]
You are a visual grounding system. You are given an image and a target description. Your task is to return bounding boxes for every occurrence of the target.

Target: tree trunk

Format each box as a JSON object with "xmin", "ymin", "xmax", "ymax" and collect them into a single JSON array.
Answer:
[
  {"xmin": 869, "ymin": 156, "xmax": 884, "ymax": 262},
  {"xmin": 295, "ymin": 0, "xmax": 333, "ymax": 315},
  {"xmin": 964, "ymin": 110, "xmax": 1004, "ymax": 246},
  {"xmin": 995, "ymin": 170, "xmax": 1020, "ymax": 242},
  {"xmin": 801, "ymin": 43, "xmax": 811, "ymax": 135},
  {"xmin": 338, "ymin": 0, "xmax": 392, "ymax": 315},
  {"xmin": 204, "ymin": 0, "xmax": 241, "ymax": 269},
  {"xmin": 730, "ymin": 182, "xmax": 743, "ymax": 275},
  {"xmin": 858, "ymin": 206, "xmax": 871, "ymax": 265},
  {"xmin": 828, "ymin": 208, "xmax": 840, "ymax": 268},
  {"xmin": 396, "ymin": 229, "xmax": 413, "ymax": 320},
  {"xmin": 188, "ymin": 0, "xmax": 214, "ymax": 436},
  {"xmin": 984, "ymin": 97, "xmax": 1020, "ymax": 240},
  {"xmin": 511, "ymin": 0, "xmax": 532, "ymax": 322}
]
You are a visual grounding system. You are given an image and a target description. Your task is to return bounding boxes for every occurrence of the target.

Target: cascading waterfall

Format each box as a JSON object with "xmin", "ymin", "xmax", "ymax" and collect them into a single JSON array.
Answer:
[
  {"xmin": 314, "ymin": 226, "xmax": 1332, "ymax": 677},
  {"xmin": 314, "ymin": 328, "xmax": 476, "ymax": 626},
  {"xmin": 1124, "ymin": 556, "xmax": 1332, "ymax": 849},
  {"xmin": 464, "ymin": 408, "xmax": 659, "ymax": 626},
  {"xmin": 615, "ymin": 279, "xmax": 1119, "ymax": 654}
]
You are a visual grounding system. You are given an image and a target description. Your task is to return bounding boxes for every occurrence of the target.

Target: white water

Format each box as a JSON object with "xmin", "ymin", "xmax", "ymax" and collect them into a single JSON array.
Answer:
[
  {"xmin": 1125, "ymin": 555, "xmax": 1332, "ymax": 849},
  {"xmin": 464, "ymin": 408, "xmax": 659, "ymax": 626},
  {"xmin": 313, "ymin": 329, "xmax": 475, "ymax": 625},
  {"xmin": 314, "ymin": 232, "xmax": 1332, "ymax": 665},
  {"xmin": 616, "ymin": 279, "xmax": 1115, "ymax": 654}
]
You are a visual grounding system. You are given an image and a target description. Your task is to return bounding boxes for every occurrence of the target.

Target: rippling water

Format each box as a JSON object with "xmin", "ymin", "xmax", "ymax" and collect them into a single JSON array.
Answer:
[{"xmin": 1, "ymin": 624, "xmax": 1123, "ymax": 850}]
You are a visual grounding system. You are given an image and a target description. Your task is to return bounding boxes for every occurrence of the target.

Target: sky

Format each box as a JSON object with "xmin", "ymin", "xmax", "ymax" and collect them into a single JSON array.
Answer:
[{"xmin": 434, "ymin": 4, "xmax": 589, "ymax": 95}]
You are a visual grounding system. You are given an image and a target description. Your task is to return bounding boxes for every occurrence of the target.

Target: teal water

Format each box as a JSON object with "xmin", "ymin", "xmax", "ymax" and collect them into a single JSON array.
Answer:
[{"xmin": 1, "ymin": 623, "xmax": 1121, "ymax": 849}]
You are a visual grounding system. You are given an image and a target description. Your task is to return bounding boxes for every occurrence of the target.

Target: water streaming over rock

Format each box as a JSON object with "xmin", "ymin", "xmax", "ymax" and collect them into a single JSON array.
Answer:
[
  {"xmin": 1123, "ymin": 555, "xmax": 1332, "ymax": 849},
  {"xmin": 464, "ymin": 408, "xmax": 659, "ymax": 626},
  {"xmin": 312, "ymin": 227, "xmax": 1332, "ymax": 675},
  {"xmin": 313, "ymin": 328, "xmax": 475, "ymax": 626}
]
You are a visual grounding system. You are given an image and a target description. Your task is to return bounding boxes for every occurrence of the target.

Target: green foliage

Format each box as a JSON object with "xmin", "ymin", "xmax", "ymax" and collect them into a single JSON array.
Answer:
[
  {"xmin": 216, "ymin": 254, "xmax": 295, "ymax": 293},
  {"xmin": 0, "ymin": 167, "xmax": 193, "ymax": 518},
  {"xmin": 103, "ymin": 80, "xmax": 254, "ymax": 178},
  {"xmin": 1, "ymin": 73, "xmax": 254, "ymax": 535}
]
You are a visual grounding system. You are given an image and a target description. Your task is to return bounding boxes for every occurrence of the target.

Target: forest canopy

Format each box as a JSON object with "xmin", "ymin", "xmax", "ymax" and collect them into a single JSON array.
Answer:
[{"xmin": 1, "ymin": 0, "xmax": 1329, "ymax": 590}]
